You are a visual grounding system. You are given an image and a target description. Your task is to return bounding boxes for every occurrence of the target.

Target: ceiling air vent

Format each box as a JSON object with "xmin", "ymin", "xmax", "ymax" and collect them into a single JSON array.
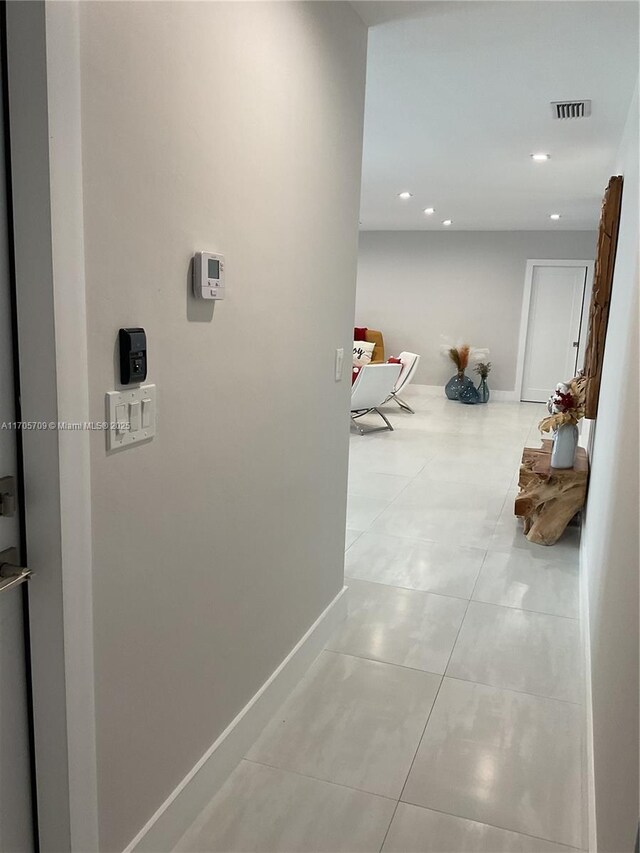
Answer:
[{"xmin": 551, "ymin": 100, "xmax": 592, "ymax": 119}]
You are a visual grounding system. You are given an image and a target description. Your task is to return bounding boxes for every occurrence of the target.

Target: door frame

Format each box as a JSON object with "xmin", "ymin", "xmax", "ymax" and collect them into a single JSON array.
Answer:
[
  {"xmin": 4, "ymin": 3, "xmax": 99, "ymax": 850},
  {"xmin": 514, "ymin": 258, "xmax": 595, "ymax": 402},
  {"xmin": 0, "ymin": 11, "xmax": 37, "ymax": 848}
]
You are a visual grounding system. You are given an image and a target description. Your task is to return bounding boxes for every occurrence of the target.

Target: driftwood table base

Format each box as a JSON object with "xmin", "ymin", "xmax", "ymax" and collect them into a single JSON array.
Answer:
[{"xmin": 514, "ymin": 440, "xmax": 588, "ymax": 546}]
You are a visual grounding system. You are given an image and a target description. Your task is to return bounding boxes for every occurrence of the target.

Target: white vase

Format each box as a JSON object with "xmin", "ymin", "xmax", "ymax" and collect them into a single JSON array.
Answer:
[{"xmin": 551, "ymin": 423, "xmax": 578, "ymax": 469}]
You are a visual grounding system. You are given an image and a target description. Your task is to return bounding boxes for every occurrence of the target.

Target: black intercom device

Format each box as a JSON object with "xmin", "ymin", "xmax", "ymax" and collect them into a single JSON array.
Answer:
[{"xmin": 119, "ymin": 328, "xmax": 147, "ymax": 385}]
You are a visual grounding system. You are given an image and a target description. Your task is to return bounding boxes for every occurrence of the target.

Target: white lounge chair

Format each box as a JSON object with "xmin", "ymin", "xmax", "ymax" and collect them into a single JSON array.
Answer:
[
  {"xmin": 386, "ymin": 351, "xmax": 420, "ymax": 413},
  {"xmin": 351, "ymin": 363, "xmax": 402, "ymax": 434}
]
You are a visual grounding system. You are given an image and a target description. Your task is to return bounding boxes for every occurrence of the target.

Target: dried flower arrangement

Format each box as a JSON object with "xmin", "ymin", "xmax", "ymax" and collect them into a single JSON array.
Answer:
[
  {"xmin": 439, "ymin": 341, "xmax": 490, "ymax": 375},
  {"xmin": 474, "ymin": 362, "xmax": 492, "ymax": 380},
  {"xmin": 539, "ymin": 375, "xmax": 587, "ymax": 433},
  {"xmin": 448, "ymin": 345, "xmax": 470, "ymax": 373}
]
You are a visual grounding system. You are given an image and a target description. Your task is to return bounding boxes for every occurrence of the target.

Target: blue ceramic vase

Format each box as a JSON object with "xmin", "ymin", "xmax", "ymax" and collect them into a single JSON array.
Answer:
[
  {"xmin": 445, "ymin": 372, "xmax": 474, "ymax": 400},
  {"xmin": 477, "ymin": 378, "xmax": 490, "ymax": 403},
  {"xmin": 459, "ymin": 382, "xmax": 481, "ymax": 404}
]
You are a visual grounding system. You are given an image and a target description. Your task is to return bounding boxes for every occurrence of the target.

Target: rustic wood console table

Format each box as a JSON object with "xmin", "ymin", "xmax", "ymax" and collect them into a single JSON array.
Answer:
[{"xmin": 514, "ymin": 440, "xmax": 588, "ymax": 546}]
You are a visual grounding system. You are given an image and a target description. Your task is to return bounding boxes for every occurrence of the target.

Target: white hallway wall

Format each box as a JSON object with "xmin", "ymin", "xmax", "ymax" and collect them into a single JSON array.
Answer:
[
  {"xmin": 356, "ymin": 230, "xmax": 596, "ymax": 391},
  {"xmin": 77, "ymin": 3, "xmax": 366, "ymax": 850},
  {"xmin": 581, "ymin": 86, "xmax": 639, "ymax": 853}
]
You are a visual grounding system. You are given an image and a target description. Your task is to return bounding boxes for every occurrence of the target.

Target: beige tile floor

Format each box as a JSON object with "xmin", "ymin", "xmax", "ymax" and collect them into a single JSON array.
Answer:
[{"xmin": 176, "ymin": 391, "xmax": 585, "ymax": 853}]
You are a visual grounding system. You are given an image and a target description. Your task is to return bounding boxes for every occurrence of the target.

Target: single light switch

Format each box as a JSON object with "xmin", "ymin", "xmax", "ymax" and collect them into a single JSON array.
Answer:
[
  {"xmin": 129, "ymin": 401, "xmax": 141, "ymax": 432},
  {"xmin": 115, "ymin": 403, "xmax": 128, "ymax": 435},
  {"xmin": 335, "ymin": 347, "xmax": 344, "ymax": 381},
  {"xmin": 141, "ymin": 398, "xmax": 152, "ymax": 429}
]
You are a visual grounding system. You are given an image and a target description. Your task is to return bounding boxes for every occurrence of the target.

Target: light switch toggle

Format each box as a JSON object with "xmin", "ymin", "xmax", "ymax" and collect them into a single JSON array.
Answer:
[
  {"xmin": 141, "ymin": 398, "xmax": 152, "ymax": 429},
  {"xmin": 129, "ymin": 401, "xmax": 141, "ymax": 432},
  {"xmin": 115, "ymin": 403, "xmax": 128, "ymax": 435}
]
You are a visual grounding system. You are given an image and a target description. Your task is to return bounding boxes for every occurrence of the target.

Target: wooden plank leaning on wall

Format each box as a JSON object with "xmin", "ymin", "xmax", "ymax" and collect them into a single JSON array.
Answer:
[{"xmin": 583, "ymin": 175, "xmax": 624, "ymax": 419}]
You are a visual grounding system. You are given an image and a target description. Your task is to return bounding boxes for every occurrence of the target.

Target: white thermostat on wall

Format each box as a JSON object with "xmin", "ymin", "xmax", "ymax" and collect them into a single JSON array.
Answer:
[{"xmin": 193, "ymin": 251, "xmax": 225, "ymax": 300}]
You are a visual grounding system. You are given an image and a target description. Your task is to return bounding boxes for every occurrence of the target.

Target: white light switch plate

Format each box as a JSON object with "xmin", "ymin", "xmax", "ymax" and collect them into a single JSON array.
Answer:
[
  {"xmin": 335, "ymin": 347, "xmax": 344, "ymax": 381},
  {"xmin": 106, "ymin": 384, "xmax": 156, "ymax": 450}
]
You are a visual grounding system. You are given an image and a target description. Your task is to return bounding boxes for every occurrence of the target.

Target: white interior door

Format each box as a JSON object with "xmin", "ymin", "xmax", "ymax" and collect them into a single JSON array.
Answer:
[
  {"xmin": 0, "ymin": 56, "xmax": 34, "ymax": 853},
  {"xmin": 521, "ymin": 264, "xmax": 587, "ymax": 403}
]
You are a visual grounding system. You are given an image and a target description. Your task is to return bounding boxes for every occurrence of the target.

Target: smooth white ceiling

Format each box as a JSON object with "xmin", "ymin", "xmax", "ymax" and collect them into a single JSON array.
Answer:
[{"xmin": 357, "ymin": 1, "xmax": 638, "ymax": 230}]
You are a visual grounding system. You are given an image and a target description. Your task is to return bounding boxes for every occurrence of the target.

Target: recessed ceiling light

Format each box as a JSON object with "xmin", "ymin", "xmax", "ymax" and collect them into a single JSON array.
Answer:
[
  {"xmin": 442, "ymin": 219, "xmax": 452, "ymax": 226},
  {"xmin": 550, "ymin": 213, "xmax": 561, "ymax": 220},
  {"xmin": 398, "ymin": 191, "xmax": 413, "ymax": 200},
  {"xmin": 531, "ymin": 153, "xmax": 551, "ymax": 162},
  {"xmin": 424, "ymin": 207, "xmax": 435, "ymax": 215}
]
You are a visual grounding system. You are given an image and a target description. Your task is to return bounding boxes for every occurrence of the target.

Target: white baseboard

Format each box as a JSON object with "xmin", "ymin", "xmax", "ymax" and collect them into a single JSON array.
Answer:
[
  {"xmin": 406, "ymin": 384, "xmax": 520, "ymax": 402},
  {"xmin": 579, "ymin": 541, "xmax": 597, "ymax": 852},
  {"xmin": 124, "ymin": 586, "xmax": 348, "ymax": 853},
  {"xmin": 487, "ymin": 389, "xmax": 520, "ymax": 402},
  {"xmin": 403, "ymin": 384, "xmax": 444, "ymax": 399}
]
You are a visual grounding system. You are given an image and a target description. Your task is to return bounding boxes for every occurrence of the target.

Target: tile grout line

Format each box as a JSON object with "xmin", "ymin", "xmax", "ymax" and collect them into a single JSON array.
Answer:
[
  {"xmin": 243, "ymin": 757, "xmax": 398, "ymax": 802},
  {"xmin": 347, "ymin": 445, "xmax": 438, "ymax": 539},
  {"xmin": 347, "ymin": 523, "xmax": 579, "ymax": 569},
  {"xmin": 345, "ymin": 556, "xmax": 583, "ymax": 620},
  {"xmin": 323, "ymin": 647, "xmax": 445, "ymax": 679},
  {"xmin": 346, "ymin": 526, "xmax": 489, "ymax": 554},
  {"xmin": 393, "ymin": 547, "xmax": 488, "ymax": 806},
  {"xmin": 437, "ymin": 546, "xmax": 488, "ymax": 682},
  {"xmin": 361, "ymin": 454, "xmax": 432, "ymax": 522},
  {"xmin": 443, "ymin": 554, "xmax": 583, "ymax": 704},
  {"xmin": 377, "ymin": 799, "xmax": 401, "ymax": 853},
  {"xmin": 322, "ymin": 648, "xmax": 584, "ymax": 708},
  {"xmin": 396, "ymin": 798, "xmax": 585, "ymax": 851},
  {"xmin": 344, "ymin": 528, "xmax": 364, "ymax": 553},
  {"xmin": 390, "ymin": 549, "xmax": 489, "ymax": 824},
  {"xmin": 441, "ymin": 672, "xmax": 584, "ymax": 708},
  {"xmin": 392, "ymin": 671, "xmax": 446, "ymax": 832},
  {"xmin": 343, "ymin": 573, "xmax": 484, "ymax": 603},
  {"xmin": 464, "ymin": 594, "xmax": 581, "ymax": 622}
]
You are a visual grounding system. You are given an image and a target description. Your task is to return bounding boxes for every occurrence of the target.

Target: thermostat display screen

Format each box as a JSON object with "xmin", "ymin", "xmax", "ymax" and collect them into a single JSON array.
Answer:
[{"xmin": 208, "ymin": 259, "xmax": 220, "ymax": 279}]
